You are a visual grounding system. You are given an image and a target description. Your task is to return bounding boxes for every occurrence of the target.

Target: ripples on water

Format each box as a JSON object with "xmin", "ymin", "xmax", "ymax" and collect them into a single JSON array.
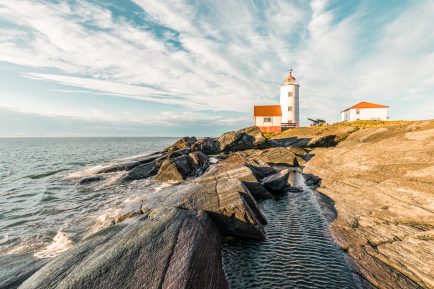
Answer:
[
  {"xmin": 0, "ymin": 137, "xmax": 177, "ymax": 257},
  {"xmin": 223, "ymin": 170, "xmax": 356, "ymax": 289}
]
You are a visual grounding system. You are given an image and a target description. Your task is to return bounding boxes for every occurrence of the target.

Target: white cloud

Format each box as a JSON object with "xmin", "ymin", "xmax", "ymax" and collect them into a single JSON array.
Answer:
[{"xmin": 0, "ymin": 0, "xmax": 433, "ymax": 127}]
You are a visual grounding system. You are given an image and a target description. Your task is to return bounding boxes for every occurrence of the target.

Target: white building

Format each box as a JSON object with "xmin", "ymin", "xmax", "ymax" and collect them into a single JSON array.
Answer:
[
  {"xmin": 341, "ymin": 102, "xmax": 389, "ymax": 122},
  {"xmin": 254, "ymin": 70, "xmax": 300, "ymax": 132},
  {"xmin": 280, "ymin": 70, "xmax": 300, "ymax": 126}
]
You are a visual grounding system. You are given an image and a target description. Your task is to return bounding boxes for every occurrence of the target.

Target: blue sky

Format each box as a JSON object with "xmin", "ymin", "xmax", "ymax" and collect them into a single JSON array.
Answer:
[{"xmin": 0, "ymin": 0, "xmax": 433, "ymax": 137}]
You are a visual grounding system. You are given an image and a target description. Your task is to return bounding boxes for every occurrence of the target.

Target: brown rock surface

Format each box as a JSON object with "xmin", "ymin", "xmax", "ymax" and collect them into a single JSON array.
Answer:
[
  {"xmin": 18, "ymin": 207, "xmax": 228, "ymax": 289},
  {"xmin": 217, "ymin": 126, "xmax": 268, "ymax": 152},
  {"xmin": 237, "ymin": 147, "xmax": 306, "ymax": 167},
  {"xmin": 303, "ymin": 120, "xmax": 434, "ymax": 288}
]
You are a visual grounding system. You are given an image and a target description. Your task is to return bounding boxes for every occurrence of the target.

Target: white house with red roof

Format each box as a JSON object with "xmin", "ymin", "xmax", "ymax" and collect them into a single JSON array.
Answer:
[
  {"xmin": 341, "ymin": 101, "xmax": 389, "ymax": 122},
  {"xmin": 254, "ymin": 70, "xmax": 300, "ymax": 133}
]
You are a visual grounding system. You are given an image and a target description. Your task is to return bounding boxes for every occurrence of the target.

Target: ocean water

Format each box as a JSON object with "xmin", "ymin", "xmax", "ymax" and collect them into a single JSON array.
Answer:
[{"xmin": 0, "ymin": 137, "xmax": 177, "ymax": 258}]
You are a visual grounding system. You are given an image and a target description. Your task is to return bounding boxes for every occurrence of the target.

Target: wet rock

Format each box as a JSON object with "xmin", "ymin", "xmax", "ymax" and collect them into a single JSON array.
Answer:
[
  {"xmin": 141, "ymin": 176, "xmax": 266, "ymax": 240},
  {"xmin": 95, "ymin": 160, "xmax": 141, "ymax": 174},
  {"xmin": 155, "ymin": 152, "xmax": 210, "ymax": 183},
  {"xmin": 192, "ymin": 137, "xmax": 221, "ymax": 155},
  {"xmin": 155, "ymin": 155, "xmax": 194, "ymax": 183},
  {"xmin": 122, "ymin": 161, "xmax": 159, "ymax": 181},
  {"xmin": 206, "ymin": 155, "xmax": 273, "ymax": 200},
  {"xmin": 262, "ymin": 169, "xmax": 290, "ymax": 192},
  {"xmin": 167, "ymin": 148, "xmax": 192, "ymax": 158},
  {"xmin": 217, "ymin": 126, "xmax": 268, "ymax": 152},
  {"xmin": 131, "ymin": 153, "xmax": 163, "ymax": 164},
  {"xmin": 114, "ymin": 201, "xmax": 143, "ymax": 223},
  {"xmin": 18, "ymin": 207, "xmax": 228, "ymax": 289},
  {"xmin": 76, "ymin": 175, "xmax": 103, "ymax": 185},
  {"xmin": 0, "ymin": 253, "xmax": 48, "ymax": 289},
  {"xmin": 164, "ymin": 136, "xmax": 198, "ymax": 152}
]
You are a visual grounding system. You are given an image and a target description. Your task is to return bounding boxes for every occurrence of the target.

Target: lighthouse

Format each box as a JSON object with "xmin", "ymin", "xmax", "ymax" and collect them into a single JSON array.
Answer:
[
  {"xmin": 279, "ymin": 70, "xmax": 300, "ymax": 127},
  {"xmin": 253, "ymin": 70, "xmax": 300, "ymax": 132}
]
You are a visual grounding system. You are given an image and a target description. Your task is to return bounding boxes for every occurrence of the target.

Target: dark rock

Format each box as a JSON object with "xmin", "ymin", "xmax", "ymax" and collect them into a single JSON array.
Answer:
[
  {"xmin": 243, "ymin": 182, "xmax": 273, "ymax": 200},
  {"xmin": 76, "ymin": 175, "xmax": 103, "ymax": 185},
  {"xmin": 131, "ymin": 153, "xmax": 163, "ymax": 164},
  {"xmin": 0, "ymin": 253, "xmax": 48, "ymax": 289},
  {"xmin": 140, "ymin": 177, "xmax": 266, "ymax": 240},
  {"xmin": 18, "ymin": 208, "xmax": 228, "ymax": 289},
  {"xmin": 95, "ymin": 160, "xmax": 141, "ymax": 174},
  {"xmin": 155, "ymin": 152, "xmax": 209, "ymax": 183},
  {"xmin": 155, "ymin": 155, "xmax": 194, "ymax": 183},
  {"xmin": 167, "ymin": 148, "xmax": 192, "ymax": 158},
  {"xmin": 122, "ymin": 161, "xmax": 159, "ymax": 181},
  {"xmin": 192, "ymin": 137, "xmax": 221, "ymax": 155},
  {"xmin": 164, "ymin": 136, "xmax": 198, "ymax": 152},
  {"xmin": 206, "ymin": 155, "xmax": 273, "ymax": 200},
  {"xmin": 189, "ymin": 151, "xmax": 209, "ymax": 172},
  {"xmin": 217, "ymin": 126, "xmax": 268, "ymax": 152},
  {"xmin": 262, "ymin": 169, "xmax": 290, "ymax": 192}
]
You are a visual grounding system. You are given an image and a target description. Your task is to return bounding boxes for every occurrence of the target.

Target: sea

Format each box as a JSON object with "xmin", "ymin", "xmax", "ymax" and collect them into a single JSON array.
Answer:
[{"xmin": 0, "ymin": 137, "xmax": 177, "ymax": 258}]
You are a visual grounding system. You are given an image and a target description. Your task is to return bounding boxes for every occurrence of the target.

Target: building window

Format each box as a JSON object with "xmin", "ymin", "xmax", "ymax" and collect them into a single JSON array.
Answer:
[
  {"xmin": 288, "ymin": 92, "xmax": 293, "ymax": 97},
  {"xmin": 288, "ymin": 106, "xmax": 293, "ymax": 112},
  {"xmin": 356, "ymin": 109, "xmax": 360, "ymax": 114},
  {"xmin": 264, "ymin": 117, "xmax": 272, "ymax": 123}
]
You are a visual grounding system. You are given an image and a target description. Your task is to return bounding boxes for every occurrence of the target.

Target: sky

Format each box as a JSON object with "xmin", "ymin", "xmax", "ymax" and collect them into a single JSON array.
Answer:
[{"xmin": 0, "ymin": 0, "xmax": 433, "ymax": 137}]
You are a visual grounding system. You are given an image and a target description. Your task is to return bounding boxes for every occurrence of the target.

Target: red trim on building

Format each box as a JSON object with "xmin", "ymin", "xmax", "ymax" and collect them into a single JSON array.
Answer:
[{"xmin": 257, "ymin": 126, "xmax": 281, "ymax": 133}]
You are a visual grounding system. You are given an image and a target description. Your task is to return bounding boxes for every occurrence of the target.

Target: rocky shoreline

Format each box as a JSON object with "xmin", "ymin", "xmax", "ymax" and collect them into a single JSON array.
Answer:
[{"xmin": 4, "ymin": 121, "xmax": 433, "ymax": 289}]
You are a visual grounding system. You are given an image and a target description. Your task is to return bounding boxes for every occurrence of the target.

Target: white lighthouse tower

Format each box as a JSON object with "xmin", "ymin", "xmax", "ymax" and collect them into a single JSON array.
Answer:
[{"xmin": 280, "ymin": 70, "xmax": 300, "ymax": 127}]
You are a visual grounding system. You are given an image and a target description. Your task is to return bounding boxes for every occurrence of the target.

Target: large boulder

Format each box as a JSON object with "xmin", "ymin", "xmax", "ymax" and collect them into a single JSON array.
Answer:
[
  {"xmin": 155, "ymin": 155, "xmax": 194, "ymax": 182},
  {"xmin": 140, "ymin": 179, "xmax": 266, "ymax": 240},
  {"xmin": 18, "ymin": 208, "xmax": 228, "ymax": 289},
  {"xmin": 121, "ymin": 161, "xmax": 160, "ymax": 181},
  {"xmin": 164, "ymin": 136, "xmax": 198, "ymax": 152},
  {"xmin": 191, "ymin": 137, "xmax": 221, "ymax": 155},
  {"xmin": 262, "ymin": 169, "xmax": 290, "ymax": 192},
  {"xmin": 155, "ymin": 152, "xmax": 209, "ymax": 183},
  {"xmin": 203, "ymin": 154, "xmax": 273, "ymax": 200},
  {"xmin": 95, "ymin": 160, "xmax": 142, "ymax": 174},
  {"xmin": 0, "ymin": 253, "xmax": 48, "ymax": 289},
  {"xmin": 94, "ymin": 153, "xmax": 163, "ymax": 174},
  {"xmin": 217, "ymin": 126, "xmax": 268, "ymax": 152}
]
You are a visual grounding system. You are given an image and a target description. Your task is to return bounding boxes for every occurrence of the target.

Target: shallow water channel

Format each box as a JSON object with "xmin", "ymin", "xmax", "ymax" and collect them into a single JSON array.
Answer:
[{"xmin": 222, "ymin": 169, "xmax": 356, "ymax": 289}]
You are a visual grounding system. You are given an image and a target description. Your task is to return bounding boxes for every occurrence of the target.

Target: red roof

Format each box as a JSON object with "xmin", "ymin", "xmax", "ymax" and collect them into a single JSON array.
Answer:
[
  {"xmin": 254, "ymin": 105, "xmax": 282, "ymax": 116},
  {"xmin": 342, "ymin": 101, "xmax": 389, "ymax": 112}
]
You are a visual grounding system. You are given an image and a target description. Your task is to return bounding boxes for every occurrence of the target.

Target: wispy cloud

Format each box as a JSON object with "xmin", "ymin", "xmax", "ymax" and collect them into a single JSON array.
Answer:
[{"xmin": 0, "ymin": 0, "xmax": 433, "ymax": 133}]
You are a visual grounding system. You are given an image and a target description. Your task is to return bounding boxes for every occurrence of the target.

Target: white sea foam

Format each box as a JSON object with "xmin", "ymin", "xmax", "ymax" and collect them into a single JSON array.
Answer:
[{"xmin": 34, "ymin": 231, "xmax": 74, "ymax": 259}]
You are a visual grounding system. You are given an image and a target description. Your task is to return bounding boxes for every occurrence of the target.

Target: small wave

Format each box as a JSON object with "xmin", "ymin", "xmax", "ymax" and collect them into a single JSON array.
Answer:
[
  {"xmin": 34, "ymin": 231, "xmax": 74, "ymax": 258},
  {"xmin": 27, "ymin": 169, "xmax": 68, "ymax": 179}
]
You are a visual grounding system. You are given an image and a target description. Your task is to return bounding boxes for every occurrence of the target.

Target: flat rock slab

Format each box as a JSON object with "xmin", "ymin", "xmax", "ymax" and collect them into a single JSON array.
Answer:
[
  {"xmin": 237, "ymin": 147, "xmax": 306, "ymax": 167},
  {"xmin": 262, "ymin": 169, "xmax": 290, "ymax": 192},
  {"xmin": 0, "ymin": 253, "xmax": 48, "ymax": 289},
  {"xmin": 18, "ymin": 207, "xmax": 228, "ymax": 289}
]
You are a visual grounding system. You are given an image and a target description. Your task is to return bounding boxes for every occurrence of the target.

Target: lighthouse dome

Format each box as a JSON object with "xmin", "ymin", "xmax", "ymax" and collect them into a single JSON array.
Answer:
[{"xmin": 283, "ymin": 70, "xmax": 298, "ymax": 85}]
